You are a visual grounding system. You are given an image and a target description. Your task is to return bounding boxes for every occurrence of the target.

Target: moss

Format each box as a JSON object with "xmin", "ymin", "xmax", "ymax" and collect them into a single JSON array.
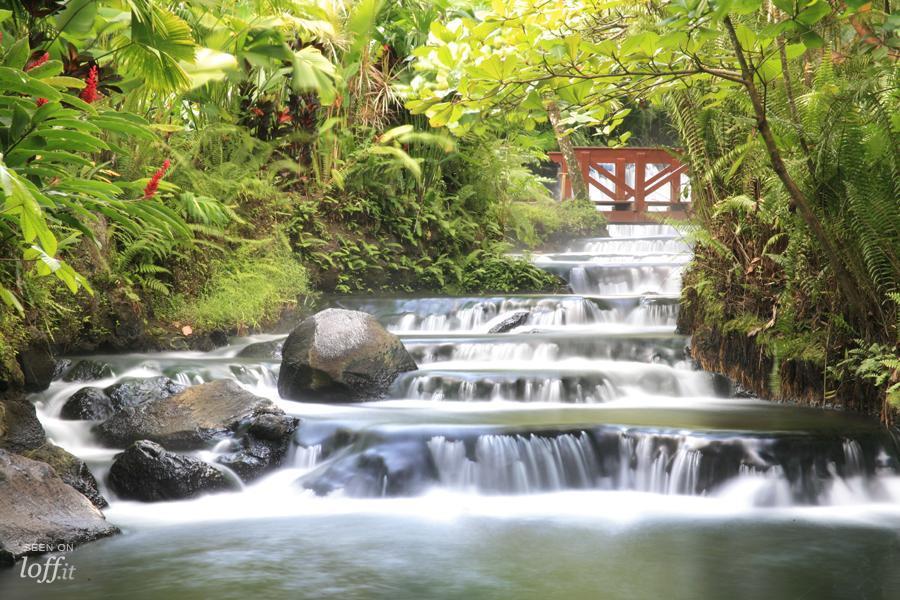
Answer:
[
  {"xmin": 504, "ymin": 198, "xmax": 607, "ymax": 248},
  {"xmin": 0, "ymin": 311, "xmax": 26, "ymax": 387},
  {"xmin": 163, "ymin": 236, "xmax": 311, "ymax": 332}
]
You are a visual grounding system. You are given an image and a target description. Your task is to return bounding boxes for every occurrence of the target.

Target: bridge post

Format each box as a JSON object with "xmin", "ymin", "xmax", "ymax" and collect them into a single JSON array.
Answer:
[{"xmin": 634, "ymin": 153, "xmax": 646, "ymax": 216}]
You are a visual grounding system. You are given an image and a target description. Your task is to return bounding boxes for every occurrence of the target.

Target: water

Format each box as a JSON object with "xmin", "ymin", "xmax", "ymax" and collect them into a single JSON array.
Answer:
[{"xmin": 5, "ymin": 224, "xmax": 900, "ymax": 599}]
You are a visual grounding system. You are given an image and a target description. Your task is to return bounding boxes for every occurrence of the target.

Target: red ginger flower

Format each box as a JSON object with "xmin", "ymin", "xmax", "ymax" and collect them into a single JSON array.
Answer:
[
  {"xmin": 25, "ymin": 52, "xmax": 50, "ymax": 71},
  {"xmin": 36, "ymin": 98, "xmax": 48, "ymax": 107},
  {"xmin": 143, "ymin": 159, "xmax": 171, "ymax": 199},
  {"xmin": 277, "ymin": 108, "xmax": 292, "ymax": 124},
  {"xmin": 80, "ymin": 65, "xmax": 100, "ymax": 104}
]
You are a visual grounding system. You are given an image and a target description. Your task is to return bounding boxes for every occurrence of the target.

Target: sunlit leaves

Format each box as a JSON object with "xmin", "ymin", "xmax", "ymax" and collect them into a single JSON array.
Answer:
[
  {"xmin": 118, "ymin": 6, "xmax": 195, "ymax": 91},
  {"xmin": 181, "ymin": 48, "xmax": 238, "ymax": 90}
]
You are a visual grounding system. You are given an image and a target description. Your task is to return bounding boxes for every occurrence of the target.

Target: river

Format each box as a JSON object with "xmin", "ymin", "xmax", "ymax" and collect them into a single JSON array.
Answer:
[{"xmin": 4, "ymin": 224, "xmax": 900, "ymax": 599}]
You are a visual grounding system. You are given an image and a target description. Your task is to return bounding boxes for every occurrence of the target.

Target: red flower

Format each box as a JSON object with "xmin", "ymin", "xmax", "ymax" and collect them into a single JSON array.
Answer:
[
  {"xmin": 277, "ymin": 109, "xmax": 292, "ymax": 124},
  {"xmin": 80, "ymin": 65, "xmax": 100, "ymax": 104},
  {"xmin": 25, "ymin": 52, "xmax": 50, "ymax": 71},
  {"xmin": 251, "ymin": 107, "xmax": 265, "ymax": 117},
  {"xmin": 143, "ymin": 159, "xmax": 171, "ymax": 199},
  {"xmin": 36, "ymin": 97, "xmax": 48, "ymax": 107}
]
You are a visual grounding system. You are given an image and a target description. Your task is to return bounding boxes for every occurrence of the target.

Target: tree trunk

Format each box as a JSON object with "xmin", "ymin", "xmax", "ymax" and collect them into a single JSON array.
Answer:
[
  {"xmin": 546, "ymin": 100, "xmax": 589, "ymax": 201},
  {"xmin": 723, "ymin": 17, "xmax": 870, "ymax": 328}
]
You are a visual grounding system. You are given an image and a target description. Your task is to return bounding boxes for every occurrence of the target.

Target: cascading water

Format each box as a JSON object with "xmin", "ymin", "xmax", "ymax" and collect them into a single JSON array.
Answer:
[{"xmin": 7, "ymin": 224, "xmax": 900, "ymax": 599}]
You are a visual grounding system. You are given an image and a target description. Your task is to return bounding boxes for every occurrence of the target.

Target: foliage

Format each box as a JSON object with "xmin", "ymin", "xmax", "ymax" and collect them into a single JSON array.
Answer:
[
  {"xmin": 505, "ymin": 198, "xmax": 606, "ymax": 248},
  {"xmin": 455, "ymin": 248, "xmax": 564, "ymax": 294},
  {"xmin": 406, "ymin": 0, "xmax": 899, "ymax": 417},
  {"xmin": 163, "ymin": 237, "xmax": 310, "ymax": 332}
]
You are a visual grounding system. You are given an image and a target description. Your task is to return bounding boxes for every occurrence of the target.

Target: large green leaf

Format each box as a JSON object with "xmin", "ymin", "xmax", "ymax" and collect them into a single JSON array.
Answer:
[{"xmin": 119, "ymin": 6, "xmax": 196, "ymax": 91}]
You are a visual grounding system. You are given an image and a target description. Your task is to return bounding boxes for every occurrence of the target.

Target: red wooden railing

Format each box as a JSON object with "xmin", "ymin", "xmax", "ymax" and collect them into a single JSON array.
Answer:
[{"xmin": 548, "ymin": 147, "xmax": 690, "ymax": 223}]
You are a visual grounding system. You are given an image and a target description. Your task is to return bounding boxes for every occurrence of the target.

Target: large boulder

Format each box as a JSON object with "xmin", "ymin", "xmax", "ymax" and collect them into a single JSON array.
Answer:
[
  {"xmin": 277, "ymin": 309, "xmax": 417, "ymax": 402},
  {"xmin": 107, "ymin": 440, "xmax": 237, "ymax": 502},
  {"xmin": 60, "ymin": 376, "xmax": 184, "ymax": 421},
  {"xmin": 93, "ymin": 380, "xmax": 296, "ymax": 452},
  {"xmin": 0, "ymin": 449, "xmax": 117, "ymax": 566},
  {"xmin": 1, "ymin": 394, "xmax": 107, "ymax": 507}
]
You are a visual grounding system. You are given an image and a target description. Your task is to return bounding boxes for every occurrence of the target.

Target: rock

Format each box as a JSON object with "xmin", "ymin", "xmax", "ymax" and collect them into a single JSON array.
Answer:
[
  {"xmin": 62, "ymin": 359, "xmax": 113, "ymax": 382},
  {"xmin": 208, "ymin": 330, "xmax": 229, "ymax": 347},
  {"xmin": 94, "ymin": 380, "xmax": 290, "ymax": 451},
  {"xmin": 486, "ymin": 310, "xmax": 530, "ymax": 334},
  {"xmin": 237, "ymin": 339, "xmax": 285, "ymax": 360},
  {"xmin": 17, "ymin": 345, "xmax": 57, "ymax": 393},
  {"xmin": 60, "ymin": 387, "xmax": 114, "ymax": 421},
  {"xmin": 216, "ymin": 412, "xmax": 299, "ymax": 480},
  {"xmin": 0, "ymin": 392, "xmax": 45, "ymax": 453},
  {"xmin": 107, "ymin": 440, "xmax": 237, "ymax": 502},
  {"xmin": 52, "ymin": 358, "xmax": 72, "ymax": 380},
  {"xmin": 302, "ymin": 440, "xmax": 437, "ymax": 497},
  {"xmin": 278, "ymin": 309, "xmax": 417, "ymax": 402},
  {"xmin": 59, "ymin": 376, "xmax": 184, "ymax": 422},
  {"xmin": 23, "ymin": 442, "xmax": 108, "ymax": 508},
  {"xmin": 0, "ymin": 449, "xmax": 117, "ymax": 566},
  {"xmin": 105, "ymin": 376, "xmax": 185, "ymax": 408}
]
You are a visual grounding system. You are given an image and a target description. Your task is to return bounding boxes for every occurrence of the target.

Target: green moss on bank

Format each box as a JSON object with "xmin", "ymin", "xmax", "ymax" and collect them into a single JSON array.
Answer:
[
  {"xmin": 505, "ymin": 198, "xmax": 607, "ymax": 248},
  {"xmin": 163, "ymin": 237, "xmax": 311, "ymax": 332}
]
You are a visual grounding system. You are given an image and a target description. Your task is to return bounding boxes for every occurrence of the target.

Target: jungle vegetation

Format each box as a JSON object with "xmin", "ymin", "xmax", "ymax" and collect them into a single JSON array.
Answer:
[
  {"xmin": 405, "ymin": 0, "xmax": 899, "ymax": 418},
  {"xmin": 1, "ymin": 0, "xmax": 897, "ymax": 418}
]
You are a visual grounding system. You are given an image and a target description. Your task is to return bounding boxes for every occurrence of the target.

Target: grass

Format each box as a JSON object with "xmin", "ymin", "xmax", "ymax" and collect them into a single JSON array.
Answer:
[{"xmin": 163, "ymin": 236, "xmax": 311, "ymax": 332}]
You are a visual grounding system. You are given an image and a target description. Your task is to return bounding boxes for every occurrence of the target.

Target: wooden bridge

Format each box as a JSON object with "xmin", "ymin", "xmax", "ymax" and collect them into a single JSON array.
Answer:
[{"xmin": 548, "ymin": 147, "xmax": 690, "ymax": 223}]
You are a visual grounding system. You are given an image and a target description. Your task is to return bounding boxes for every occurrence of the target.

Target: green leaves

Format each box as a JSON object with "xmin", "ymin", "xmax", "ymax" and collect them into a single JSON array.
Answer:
[
  {"xmin": 0, "ymin": 159, "xmax": 56, "ymax": 256},
  {"xmin": 56, "ymin": 0, "xmax": 99, "ymax": 36},
  {"xmin": 292, "ymin": 46, "xmax": 337, "ymax": 102},
  {"xmin": 118, "ymin": 6, "xmax": 196, "ymax": 91}
]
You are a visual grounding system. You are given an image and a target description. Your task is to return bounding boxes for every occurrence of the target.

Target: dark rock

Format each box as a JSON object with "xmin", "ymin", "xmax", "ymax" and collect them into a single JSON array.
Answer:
[
  {"xmin": 23, "ymin": 442, "xmax": 108, "ymax": 508},
  {"xmin": 216, "ymin": 412, "xmax": 299, "ymax": 481},
  {"xmin": 209, "ymin": 330, "xmax": 229, "ymax": 347},
  {"xmin": 278, "ymin": 308, "xmax": 417, "ymax": 402},
  {"xmin": 60, "ymin": 387, "xmax": 114, "ymax": 421},
  {"xmin": 94, "ymin": 380, "xmax": 288, "ymax": 450},
  {"xmin": 0, "ymin": 392, "xmax": 45, "ymax": 453},
  {"xmin": 52, "ymin": 359, "xmax": 72, "ymax": 381},
  {"xmin": 59, "ymin": 376, "xmax": 183, "ymax": 422},
  {"xmin": 105, "ymin": 376, "xmax": 185, "ymax": 408},
  {"xmin": 0, "ymin": 449, "xmax": 117, "ymax": 566},
  {"xmin": 107, "ymin": 440, "xmax": 237, "ymax": 502},
  {"xmin": 237, "ymin": 339, "xmax": 285, "ymax": 360},
  {"xmin": 18, "ymin": 345, "xmax": 56, "ymax": 393},
  {"xmin": 487, "ymin": 310, "xmax": 530, "ymax": 334},
  {"xmin": 732, "ymin": 382, "xmax": 759, "ymax": 399},
  {"xmin": 62, "ymin": 359, "xmax": 113, "ymax": 382},
  {"xmin": 302, "ymin": 440, "xmax": 437, "ymax": 497}
]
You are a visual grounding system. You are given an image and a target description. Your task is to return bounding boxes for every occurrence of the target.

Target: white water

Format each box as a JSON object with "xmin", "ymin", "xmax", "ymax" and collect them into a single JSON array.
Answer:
[{"xmin": 11, "ymin": 223, "xmax": 900, "ymax": 599}]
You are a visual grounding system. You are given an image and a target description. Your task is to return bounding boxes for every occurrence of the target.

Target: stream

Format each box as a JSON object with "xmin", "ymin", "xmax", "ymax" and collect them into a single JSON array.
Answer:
[{"xmin": 4, "ymin": 224, "xmax": 900, "ymax": 599}]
